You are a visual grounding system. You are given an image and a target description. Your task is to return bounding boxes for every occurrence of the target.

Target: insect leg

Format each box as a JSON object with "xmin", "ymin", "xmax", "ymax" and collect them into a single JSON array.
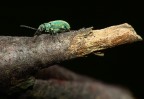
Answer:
[
  {"xmin": 34, "ymin": 30, "xmax": 41, "ymax": 36},
  {"xmin": 51, "ymin": 31, "xmax": 55, "ymax": 42},
  {"xmin": 56, "ymin": 33, "xmax": 61, "ymax": 42},
  {"xmin": 32, "ymin": 31, "xmax": 42, "ymax": 42}
]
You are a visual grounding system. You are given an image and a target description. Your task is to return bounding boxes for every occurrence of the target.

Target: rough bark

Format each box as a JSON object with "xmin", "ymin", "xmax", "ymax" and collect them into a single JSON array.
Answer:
[{"xmin": 0, "ymin": 23, "xmax": 142, "ymax": 94}]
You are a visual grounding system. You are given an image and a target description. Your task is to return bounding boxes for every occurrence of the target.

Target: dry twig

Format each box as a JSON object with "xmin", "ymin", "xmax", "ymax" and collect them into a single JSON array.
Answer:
[{"xmin": 0, "ymin": 23, "xmax": 142, "ymax": 96}]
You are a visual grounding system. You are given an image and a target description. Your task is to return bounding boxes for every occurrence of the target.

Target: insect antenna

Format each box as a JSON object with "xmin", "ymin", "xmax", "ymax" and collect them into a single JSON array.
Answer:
[{"xmin": 20, "ymin": 25, "xmax": 37, "ymax": 30}]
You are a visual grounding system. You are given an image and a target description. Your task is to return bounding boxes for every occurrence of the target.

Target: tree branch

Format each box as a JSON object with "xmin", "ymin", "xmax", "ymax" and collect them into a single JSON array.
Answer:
[
  {"xmin": 35, "ymin": 65, "xmax": 96, "ymax": 81},
  {"xmin": 19, "ymin": 65, "xmax": 134, "ymax": 99},
  {"xmin": 0, "ymin": 23, "xmax": 142, "ymax": 94}
]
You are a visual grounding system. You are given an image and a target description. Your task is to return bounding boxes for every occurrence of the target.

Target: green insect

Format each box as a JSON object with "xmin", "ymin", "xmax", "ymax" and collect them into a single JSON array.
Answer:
[{"xmin": 20, "ymin": 20, "xmax": 71, "ymax": 36}]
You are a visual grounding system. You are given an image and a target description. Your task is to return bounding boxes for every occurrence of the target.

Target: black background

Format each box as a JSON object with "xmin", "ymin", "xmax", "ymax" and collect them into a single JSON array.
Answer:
[{"xmin": 0, "ymin": 5, "xmax": 144, "ymax": 99}]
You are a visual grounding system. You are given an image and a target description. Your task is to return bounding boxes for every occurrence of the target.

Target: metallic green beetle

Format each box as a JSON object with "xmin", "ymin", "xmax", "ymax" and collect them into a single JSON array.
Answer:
[{"xmin": 20, "ymin": 20, "xmax": 71, "ymax": 36}]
